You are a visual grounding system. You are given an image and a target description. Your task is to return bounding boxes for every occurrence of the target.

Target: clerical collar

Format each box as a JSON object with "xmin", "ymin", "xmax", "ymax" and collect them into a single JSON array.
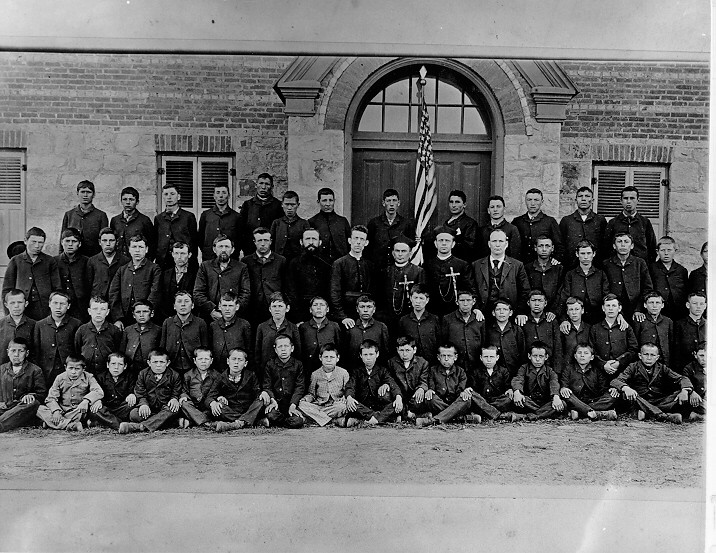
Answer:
[
  {"xmin": 394, "ymin": 261, "xmax": 409, "ymax": 268},
  {"xmin": 436, "ymin": 253, "xmax": 451, "ymax": 261},
  {"xmin": 349, "ymin": 252, "xmax": 362, "ymax": 261}
]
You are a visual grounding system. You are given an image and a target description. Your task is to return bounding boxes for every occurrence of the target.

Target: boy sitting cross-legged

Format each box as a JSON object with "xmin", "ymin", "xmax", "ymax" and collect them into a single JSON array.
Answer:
[
  {"xmin": 37, "ymin": 354, "xmax": 103, "ymax": 431},
  {"xmin": 298, "ymin": 343, "xmax": 351, "ymax": 427},
  {"xmin": 92, "ymin": 352, "xmax": 137, "ymax": 430},
  {"xmin": 558, "ymin": 343, "xmax": 618, "ymax": 421},
  {"xmin": 344, "ymin": 339, "xmax": 402, "ymax": 427},
  {"xmin": 682, "ymin": 341, "xmax": 706, "ymax": 422},
  {"xmin": 208, "ymin": 348, "xmax": 267, "ymax": 432},
  {"xmin": 386, "ymin": 336, "xmax": 431, "ymax": 421},
  {"xmin": 119, "ymin": 349, "xmax": 182, "ymax": 433},
  {"xmin": 415, "ymin": 342, "xmax": 468, "ymax": 427},
  {"xmin": 260, "ymin": 334, "xmax": 305, "ymax": 429},
  {"xmin": 0, "ymin": 338, "xmax": 46, "ymax": 432},
  {"xmin": 178, "ymin": 347, "xmax": 220, "ymax": 428},
  {"xmin": 492, "ymin": 341, "xmax": 565, "ymax": 421}
]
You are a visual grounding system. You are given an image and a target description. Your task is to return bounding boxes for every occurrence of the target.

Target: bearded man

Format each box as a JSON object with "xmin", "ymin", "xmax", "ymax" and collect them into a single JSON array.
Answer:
[{"xmin": 286, "ymin": 227, "xmax": 333, "ymax": 323}]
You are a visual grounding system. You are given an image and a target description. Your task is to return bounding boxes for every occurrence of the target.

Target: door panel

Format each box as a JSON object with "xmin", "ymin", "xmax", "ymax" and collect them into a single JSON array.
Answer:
[{"xmin": 352, "ymin": 149, "xmax": 491, "ymax": 227}]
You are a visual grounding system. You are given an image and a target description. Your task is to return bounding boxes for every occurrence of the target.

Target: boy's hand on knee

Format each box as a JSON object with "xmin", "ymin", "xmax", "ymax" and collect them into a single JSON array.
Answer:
[
  {"xmin": 90, "ymin": 400, "xmax": 102, "ymax": 414},
  {"xmin": 126, "ymin": 394, "xmax": 137, "ymax": 407},
  {"xmin": 393, "ymin": 395, "xmax": 403, "ymax": 413},
  {"xmin": 289, "ymin": 404, "xmax": 302, "ymax": 418},
  {"xmin": 460, "ymin": 388, "xmax": 472, "ymax": 401},
  {"xmin": 51, "ymin": 410, "xmax": 62, "ymax": 425},
  {"xmin": 609, "ymin": 387, "xmax": 619, "ymax": 398},
  {"xmin": 690, "ymin": 392, "xmax": 702, "ymax": 407},
  {"xmin": 413, "ymin": 388, "xmax": 424, "ymax": 403},
  {"xmin": 210, "ymin": 400, "xmax": 223, "ymax": 417},
  {"xmin": 621, "ymin": 386, "xmax": 637, "ymax": 400},
  {"xmin": 168, "ymin": 398, "xmax": 180, "ymax": 413},
  {"xmin": 378, "ymin": 384, "xmax": 389, "ymax": 396},
  {"xmin": 513, "ymin": 390, "xmax": 524, "ymax": 407},
  {"xmin": 20, "ymin": 395, "xmax": 35, "ymax": 405},
  {"xmin": 346, "ymin": 396, "xmax": 358, "ymax": 412},
  {"xmin": 677, "ymin": 389, "xmax": 690, "ymax": 404},
  {"xmin": 552, "ymin": 395, "xmax": 564, "ymax": 411},
  {"xmin": 560, "ymin": 387, "xmax": 572, "ymax": 399},
  {"xmin": 78, "ymin": 399, "xmax": 89, "ymax": 413},
  {"xmin": 266, "ymin": 399, "xmax": 278, "ymax": 412},
  {"xmin": 259, "ymin": 391, "xmax": 271, "ymax": 405},
  {"xmin": 425, "ymin": 389, "xmax": 434, "ymax": 401},
  {"xmin": 138, "ymin": 405, "xmax": 151, "ymax": 419}
]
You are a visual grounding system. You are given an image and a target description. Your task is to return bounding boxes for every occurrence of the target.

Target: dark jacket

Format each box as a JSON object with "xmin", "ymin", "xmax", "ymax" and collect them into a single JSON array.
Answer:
[
  {"xmin": 632, "ymin": 314, "xmax": 673, "ymax": 368},
  {"xmin": 444, "ymin": 212, "xmax": 479, "ymax": 263},
  {"xmin": 688, "ymin": 265, "xmax": 707, "ymax": 295},
  {"xmin": 559, "ymin": 266, "xmax": 610, "ymax": 323},
  {"xmin": 308, "ymin": 210, "xmax": 351, "ymax": 262},
  {"xmin": 611, "ymin": 360, "xmax": 692, "ymax": 400},
  {"xmin": 0, "ymin": 315, "xmax": 36, "ymax": 365},
  {"xmin": 285, "ymin": 250, "xmax": 333, "ymax": 321},
  {"xmin": 159, "ymin": 265, "xmax": 198, "ymax": 320},
  {"xmin": 682, "ymin": 360, "xmax": 705, "ymax": 398},
  {"xmin": 588, "ymin": 319, "xmax": 638, "ymax": 374},
  {"xmin": 270, "ymin": 216, "xmax": 311, "ymax": 262},
  {"xmin": 74, "ymin": 321, "xmax": 123, "ymax": 375},
  {"xmin": 120, "ymin": 322, "xmax": 162, "ymax": 375},
  {"xmin": 298, "ymin": 318, "xmax": 342, "ymax": 373},
  {"xmin": 87, "ymin": 252, "xmax": 130, "ymax": 300},
  {"xmin": 559, "ymin": 210, "xmax": 608, "ymax": 267},
  {"xmin": 193, "ymin": 258, "xmax": 251, "ymax": 318},
  {"xmin": 472, "ymin": 363, "xmax": 511, "ymax": 402},
  {"xmin": 604, "ymin": 212, "xmax": 657, "ymax": 262},
  {"xmin": 478, "ymin": 219, "xmax": 522, "ymax": 259},
  {"xmin": 398, "ymin": 311, "xmax": 440, "ymax": 365},
  {"xmin": 160, "ymin": 314, "xmax": 209, "ymax": 374},
  {"xmin": 154, "ymin": 208, "xmax": 198, "ymax": 268},
  {"xmin": 522, "ymin": 314, "xmax": 563, "ymax": 372},
  {"xmin": 603, "ymin": 255, "xmax": 653, "ymax": 317},
  {"xmin": 198, "ymin": 205, "xmax": 242, "ymax": 261},
  {"xmin": 560, "ymin": 361, "xmax": 610, "ymax": 400},
  {"xmin": 366, "ymin": 213, "xmax": 416, "ymax": 269},
  {"xmin": 526, "ymin": 260, "xmax": 564, "ymax": 315},
  {"xmin": 329, "ymin": 254, "xmax": 374, "ymax": 321},
  {"xmin": 209, "ymin": 316, "xmax": 253, "ymax": 372},
  {"xmin": 32, "ymin": 315, "xmax": 81, "ymax": 380},
  {"xmin": 345, "ymin": 363, "xmax": 400, "ymax": 408},
  {"xmin": 181, "ymin": 367, "xmax": 220, "ymax": 405},
  {"xmin": 345, "ymin": 318, "xmax": 390, "ymax": 371},
  {"xmin": 244, "ymin": 251, "xmax": 287, "ymax": 316},
  {"xmin": 61, "ymin": 205, "xmax": 109, "ymax": 257},
  {"xmin": 55, "ymin": 253, "xmax": 90, "ymax": 321},
  {"xmin": 428, "ymin": 363, "xmax": 467, "ymax": 404},
  {"xmin": 254, "ymin": 317, "xmax": 301, "ymax": 375},
  {"xmin": 511, "ymin": 211, "xmax": 564, "ymax": 262},
  {"xmin": 2, "ymin": 252, "xmax": 61, "ymax": 319},
  {"xmin": 649, "ymin": 261, "xmax": 688, "ymax": 320},
  {"xmin": 376, "ymin": 263, "xmax": 426, "ymax": 323},
  {"xmin": 486, "ymin": 321, "xmax": 526, "ymax": 377},
  {"xmin": 674, "ymin": 316, "xmax": 707, "ymax": 371},
  {"xmin": 511, "ymin": 363, "xmax": 560, "ymax": 403},
  {"xmin": 134, "ymin": 367, "xmax": 182, "ymax": 411},
  {"xmin": 0, "ymin": 361, "xmax": 46, "ymax": 405},
  {"xmin": 109, "ymin": 258, "xmax": 162, "ymax": 321},
  {"xmin": 207, "ymin": 369, "xmax": 260, "ymax": 412},
  {"xmin": 238, "ymin": 195, "xmax": 284, "ymax": 255},
  {"xmin": 387, "ymin": 355, "xmax": 429, "ymax": 397},
  {"xmin": 110, "ymin": 210, "xmax": 156, "ymax": 259},
  {"xmin": 559, "ymin": 321, "xmax": 591, "ymax": 374},
  {"xmin": 262, "ymin": 356, "xmax": 305, "ymax": 408},
  {"xmin": 440, "ymin": 310, "xmax": 485, "ymax": 370},
  {"xmin": 423, "ymin": 255, "xmax": 474, "ymax": 316},
  {"xmin": 95, "ymin": 370, "xmax": 136, "ymax": 411},
  {"xmin": 472, "ymin": 256, "xmax": 530, "ymax": 313}
]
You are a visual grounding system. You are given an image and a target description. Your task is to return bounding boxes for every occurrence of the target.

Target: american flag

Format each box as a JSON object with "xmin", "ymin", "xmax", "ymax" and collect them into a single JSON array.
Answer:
[{"xmin": 410, "ymin": 70, "xmax": 436, "ymax": 265}]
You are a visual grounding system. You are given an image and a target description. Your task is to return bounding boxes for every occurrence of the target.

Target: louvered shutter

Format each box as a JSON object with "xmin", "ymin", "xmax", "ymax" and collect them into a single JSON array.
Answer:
[
  {"xmin": 594, "ymin": 165, "xmax": 666, "ymax": 237},
  {"xmin": 162, "ymin": 157, "xmax": 196, "ymax": 210},
  {"xmin": 199, "ymin": 158, "xmax": 231, "ymax": 210},
  {"xmin": 0, "ymin": 150, "xmax": 26, "ymax": 279}
]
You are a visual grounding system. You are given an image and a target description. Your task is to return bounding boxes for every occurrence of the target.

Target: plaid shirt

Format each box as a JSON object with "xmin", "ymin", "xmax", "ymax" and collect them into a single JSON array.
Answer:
[{"xmin": 303, "ymin": 366, "xmax": 350, "ymax": 406}]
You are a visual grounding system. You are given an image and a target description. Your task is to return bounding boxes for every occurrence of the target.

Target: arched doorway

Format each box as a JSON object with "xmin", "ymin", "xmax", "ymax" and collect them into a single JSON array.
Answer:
[{"xmin": 347, "ymin": 60, "xmax": 502, "ymax": 228}]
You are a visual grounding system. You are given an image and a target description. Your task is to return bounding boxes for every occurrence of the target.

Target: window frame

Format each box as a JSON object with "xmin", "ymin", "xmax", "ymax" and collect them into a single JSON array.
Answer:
[{"xmin": 0, "ymin": 148, "xmax": 27, "ymax": 276}]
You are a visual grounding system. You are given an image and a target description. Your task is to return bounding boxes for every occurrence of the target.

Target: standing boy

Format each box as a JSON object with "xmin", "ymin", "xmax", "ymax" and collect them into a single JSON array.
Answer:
[
  {"xmin": 244, "ymin": 227, "xmax": 287, "ymax": 322},
  {"xmin": 687, "ymin": 242, "xmax": 707, "ymax": 295},
  {"xmin": 441, "ymin": 190, "xmax": 479, "ymax": 263},
  {"xmin": 398, "ymin": 285, "xmax": 440, "ymax": 364},
  {"xmin": 120, "ymin": 300, "xmax": 162, "ymax": 377},
  {"xmin": 440, "ymin": 290, "xmax": 485, "ymax": 373},
  {"xmin": 477, "ymin": 195, "xmax": 521, "ymax": 259},
  {"xmin": 0, "ymin": 338, "xmax": 46, "ymax": 432},
  {"xmin": 0, "ymin": 290, "xmax": 36, "ymax": 365},
  {"xmin": 237, "ymin": 172, "xmax": 284, "ymax": 256},
  {"xmin": 308, "ymin": 187, "xmax": 351, "ymax": 262},
  {"xmin": 160, "ymin": 291, "xmax": 208, "ymax": 376},
  {"xmin": 330, "ymin": 225, "xmax": 374, "ymax": 329},
  {"xmin": 32, "ymin": 291, "xmax": 81, "ymax": 383},
  {"xmin": 159, "ymin": 242, "xmax": 197, "ymax": 321},
  {"xmin": 485, "ymin": 299, "xmax": 526, "ymax": 377},
  {"xmin": 588, "ymin": 294, "xmax": 638, "ymax": 378},
  {"xmin": 55, "ymin": 227, "xmax": 90, "ymax": 322},
  {"xmin": 154, "ymin": 183, "xmax": 198, "ymax": 269},
  {"xmin": 110, "ymin": 186, "xmax": 156, "ymax": 259},
  {"xmin": 511, "ymin": 188, "xmax": 563, "ymax": 262},
  {"xmin": 344, "ymin": 295, "xmax": 390, "ymax": 373},
  {"xmin": 522, "ymin": 289, "xmax": 563, "ymax": 374},
  {"xmin": 298, "ymin": 296, "xmax": 342, "ymax": 380},
  {"xmin": 603, "ymin": 186, "xmax": 657, "ymax": 262},
  {"xmin": 558, "ymin": 187, "xmax": 607, "ymax": 268},
  {"xmin": 209, "ymin": 292, "xmax": 253, "ymax": 373},
  {"xmin": 198, "ymin": 183, "xmax": 241, "ymax": 261},
  {"xmin": 558, "ymin": 297, "xmax": 591, "ymax": 376},
  {"xmin": 87, "ymin": 227, "xmax": 129, "ymax": 301},
  {"xmin": 558, "ymin": 240, "xmax": 609, "ymax": 325},
  {"xmin": 254, "ymin": 292, "xmax": 301, "ymax": 377},
  {"xmin": 649, "ymin": 236, "xmax": 688, "ymax": 320},
  {"xmin": 603, "ymin": 232, "xmax": 653, "ymax": 321},
  {"xmin": 270, "ymin": 191, "xmax": 311, "ymax": 263},
  {"xmin": 60, "ymin": 180, "xmax": 108, "ymax": 257},
  {"xmin": 673, "ymin": 291, "xmax": 707, "ymax": 372},
  {"xmin": 74, "ymin": 296, "xmax": 122, "ymax": 375},
  {"xmin": 260, "ymin": 334, "xmax": 305, "ymax": 428},
  {"xmin": 366, "ymin": 189, "xmax": 416, "ymax": 271},
  {"xmin": 525, "ymin": 235, "xmax": 564, "ymax": 318},
  {"xmin": 632, "ymin": 291, "xmax": 673, "ymax": 368}
]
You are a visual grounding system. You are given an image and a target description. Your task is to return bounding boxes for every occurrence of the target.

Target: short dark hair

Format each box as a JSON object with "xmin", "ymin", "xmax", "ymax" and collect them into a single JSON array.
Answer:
[
  {"xmin": 128, "ymin": 234, "xmax": 147, "ymax": 246},
  {"xmin": 528, "ymin": 289, "xmax": 546, "ymax": 300},
  {"xmin": 534, "ymin": 234, "xmax": 553, "ymax": 245},
  {"xmin": 575, "ymin": 342, "xmax": 594, "ymax": 354},
  {"xmin": 448, "ymin": 190, "xmax": 466, "ymax": 203},
  {"xmin": 4, "ymin": 289, "xmax": 26, "ymax": 302},
  {"xmin": 360, "ymin": 339, "xmax": 379, "ymax": 353},
  {"xmin": 25, "ymin": 227, "xmax": 46, "ymax": 240},
  {"xmin": 107, "ymin": 352, "xmax": 127, "ymax": 365},
  {"xmin": 99, "ymin": 227, "xmax": 116, "ymax": 240},
  {"xmin": 565, "ymin": 296, "xmax": 584, "ymax": 307},
  {"xmin": 317, "ymin": 187, "xmax": 334, "ymax": 200},
  {"xmin": 89, "ymin": 295, "xmax": 109, "ymax": 308},
  {"xmin": 602, "ymin": 293, "xmax": 620, "ymax": 305},
  {"xmin": 438, "ymin": 342, "xmax": 458, "ymax": 354},
  {"xmin": 148, "ymin": 349, "xmax": 169, "ymax": 361},
  {"xmin": 77, "ymin": 180, "xmax": 95, "ymax": 192},
  {"xmin": 193, "ymin": 347, "xmax": 212, "ymax": 358},
  {"xmin": 172, "ymin": 241, "xmax": 190, "ymax": 251},
  {"xmin": 274, "ymin": 333, "xmax": 294, "ymax": 346},
  {"xmin": 173, "ymin": 290, "xmax": 193, "ymax": 302},
  {"xmin": 481, "ymin": 344, "xmax": 499, "ymax": 354},
  {"xmin": 613, "ymin": 232, "xmax": 633, "ymax": 244},
  {"xmin": 49, "ymin": 290, "xmax": 71, "ymax": 303},
  {"xmin": 162, "ymin": 183, "xmax": 178, "ymax": 192},
  {"xmin": 575, "ymin": 186, "xmax": 593, "ymax": 196},
  {"xmin": 309, "ymin": 295, "xmax": 328, "ymax": 306},
  {"xmin": 319, "ymin": 343, "xmax": 339, "ymax": 355},
  {"xmin": 65, "ymin": 354, "xmax": 87, "ymax": 367},
  {"xmin": 120, "ymin": 186, "xmax": 139, "ymax": 200},
  {"xmin": 257, "ymin": 173, "xmax": 273, "ymax": 186},
  {"xmin": 8, "ymin": 336, "xmax": 29, "ymax": 350},
  {"xmin": 382, "ymin": 188, "xmax": 399, "ymax": 200},
  {"xmin": 621, "ymin": 186, "xmax": 639, "ymax": 199},
  {"xmin": 252, "ymin": 226, "xmax": 271, "ymax": 237},
  {"xmin": 395, "ymin": 336, "xmax": 416, "ymax": 348},
  {"xmin": 228, "ymin": 348, "xmax": 248, "ymax": 359},
  {"xmin": 61, "ymin": 227, "xmax": 82, "ymax": 241},
  {"xmin": 643, "ymin": 291, "xmax": 664, "ymax": 303},
  {"xmin": 687, "ymin": 291, "xmax": 707, "ymax": 302},
  {"xmin": 457, "ymin": 290, "xmax": 476, "ymax": 300},
  {"xmin": 282, "ymin": 190, "xmax": 299, "ymax": 202},
  {"xmin": 528, "ymin": 341, "xmax": 549, "ymax": 355},
  {"xmin": 700, "ymin": 242, "xmax": 708, "ymax": 254},
  {"xmin": 493, "ymin": 298, "xmax": 512, "ymax": 310},
  {"xmin": 696, "ymin": 341, "xmax": 707, "ymax": 353},
  {"xmin": 132, "ymin": 299, "xmax": 154, "ymax": 312},
  {"xmin": 351, "ymin": 225, "xmax": 369, "ymax": 238},
  {"xmin": 640, "ymin": 342, "xmax": 660, "ymax": 353},
  {"xmin": 213, "ymin": 183, "xmax": 229, "ymax": 192},
  {"xmin": 575, "ymin": 239, "xmax": 595, "ymax": 254},
  {"xmin": 212, "ymin": 234, "xmax": 233, "ymax": 247},
  {"xmin": 219, "ymin": 292, "xmax": 238, "ymax": 304},
  {"xmin": 487, "ymin": 195, "xmax": 505, "ymax": 206},
  {"xmin": 268, "ymin": 291, "xmax": 287, "ymax": 305},
  {"xmin": 356, "ymin": 294, "xmax": 375, "ymax": 306},
  {"xmin": 525, "ymin": 188, "xmax": 543, "ymax": 198},
  {"xmin": 409, "ymin": 284, "xmax": 429, "ymax": 298}
]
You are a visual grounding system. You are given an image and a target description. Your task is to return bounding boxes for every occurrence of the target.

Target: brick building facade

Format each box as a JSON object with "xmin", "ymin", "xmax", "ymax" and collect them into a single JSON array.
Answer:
[{"xmin": 0, "ymin": 53, "xmax": 708, "ymax": 276}]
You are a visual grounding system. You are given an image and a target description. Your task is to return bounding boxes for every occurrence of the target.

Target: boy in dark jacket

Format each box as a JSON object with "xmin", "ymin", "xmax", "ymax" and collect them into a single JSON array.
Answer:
[
  {"xmin": 387, "ymin": 336, "xmax": 431, "ymax": 420},
  {"xmin": 209, "ymin": 292, "xmax": 253, "ymax": 374},
  {"xmin": 120, "ymin": 300, "xmax": 161, "ymax": 377},
  {"xmin": 0, "ymin": 338, "xmax": 46, "ymax": 432},
  {"xmin": 32, "ymin": 291, "xmax": 81, "ymax": 383},
  {"xmin": 160, "ymin": 291, "xmax": 209, "ymax": 375},
  {"xmin": 92, "ymin": 352, "xmax": 136, "ymax": 430},
  {"xmin": 178, "ymin": 348, "xmax": 219, "ymax": 428},
  {"xmin": 682, "ymin": 342, "xmax": 706, "ymax": 421},
  {"xmin": 260, "ymin": 334, "xmax": 305, "ymax": 428},
  {"xmin": 74, "ymin": 296, "xmax": 122, "ymax": 375}
]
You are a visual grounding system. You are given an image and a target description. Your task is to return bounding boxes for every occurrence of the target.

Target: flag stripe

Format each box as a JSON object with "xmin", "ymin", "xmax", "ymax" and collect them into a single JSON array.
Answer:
[{"xmin": 411, "ymin": 79, "xmax": 436, "ymax": 265}]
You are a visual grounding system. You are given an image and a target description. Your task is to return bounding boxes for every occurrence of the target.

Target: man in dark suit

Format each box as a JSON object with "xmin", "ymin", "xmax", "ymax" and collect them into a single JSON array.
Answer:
[
  {"xmin": 237, "ymin": 173, "xmax": 284, "ymax": 257},
  {"xmin": 473, "ymin": 229, "xmax": 531, "ymax": 322},
  {"xmin": 159, "ymin": 242, "xmax": 197, "ymax": 321}
]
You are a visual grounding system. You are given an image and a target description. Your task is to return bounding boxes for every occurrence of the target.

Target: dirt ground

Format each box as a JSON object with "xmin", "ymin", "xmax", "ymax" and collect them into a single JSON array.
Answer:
[{"xmin": 0, "ymin": 419, "xmax": 704, "ymax": 488}]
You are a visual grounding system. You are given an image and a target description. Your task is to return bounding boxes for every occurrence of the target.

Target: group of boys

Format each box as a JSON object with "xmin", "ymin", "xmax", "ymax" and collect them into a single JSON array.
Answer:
[{"xmin": 0, "ymin": 177, "xmax": 707, "ymax": 432}]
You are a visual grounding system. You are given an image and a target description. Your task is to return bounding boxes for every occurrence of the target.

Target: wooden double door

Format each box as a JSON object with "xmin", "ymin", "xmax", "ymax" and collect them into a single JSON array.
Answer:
[{"xmin": 352, "ymin": 147, "xmax": 492, "ymax": 228}]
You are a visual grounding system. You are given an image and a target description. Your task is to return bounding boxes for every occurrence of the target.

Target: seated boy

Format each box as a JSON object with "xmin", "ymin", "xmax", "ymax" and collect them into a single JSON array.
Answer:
[
  {"xmin": 492, "ymin": 341, "xmax": 565, "ymax": 421},
  {"xmin": 260, "ymin": 334, "xmax": 305, "ymax": 428},
  {"xmin": 682, "ymin": 341, "xmax": 706, "ymax": 421},
  {"xmin": 344, "ymin": 340, "xmax": 401, "ymax": 426},
  {"xmin": 611, "ymin": 342, "xmax": 692, "ymax": 424},
  {"xmin": 119, "ymin": 349, "xmax": 182, "ymax": 433},
  {"xmin": 74, "ymin": 296, "xmax": 122, "ymax": 375},
  {"xmin": 486, "ymin": 298, "xmax": 526, "ymax": 377},
  {"xmin": 0, "ymin": 289, "xmax": 36, "ymax": 365},
  {"xmin": 178, "ymin": 347, "xmax": 220, "ymax": 428},
  {"xmin": 120, "ymin": 300, "xmax": 161, "ymax": 377},
  {"xmin": 386, "ymin": 336, "xmax": 431, "ymax": 420},
  {"xmin": 632, "ymin": 291, "xmax": 673, "ymax": 368},
  {"xmin": 92, "ymin": 352, "xmax": 136, "ymax": 430},
  {"xmin": 254, "ymin": 292, "xmax": 301, "ymax": 379},
  {"xmin": 160, "ymin": 291, "xmax": 209, "ymax": 375},
  {"xmin": 36, "ymin": 354, "xmax": 103, "ymax": 431},
  {"xmin": 344, "ymin": 295, "xmax": 390, "ymax": 373},
  {"xmin": 559, "ymin": 343, "xmax": 618, "ymax": 421},
  {"xmin": 209, "ymin": 292, "xmax": 252, "ymax": 373},
  {"xmin": 0, "ymin": 338, "xmax": 46, "ymax": 432},
  {"xmin": 207, "ymin": 348, "xmax": 267, "ymax": 432},
  {"xmin": 298, "ymin": 343, "xmax": 350, "ymax": 427},
  {"xmin": 415, "ymin": 342, "xmax": 468, "ymax": 427},
  {"xmin": 440, "ymin": 290, "xmax": 485, "ymax": 372},
  {"xmin": 398, "ymin": 285, "xmax": 440, "ymax": 365}
]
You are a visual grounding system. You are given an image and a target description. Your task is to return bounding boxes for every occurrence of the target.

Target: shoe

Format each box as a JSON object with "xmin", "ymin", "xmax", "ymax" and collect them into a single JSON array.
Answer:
[
  {"xmin": 465, "ymin": 414, "xmax": 482, "ymax": 424},
  {"xmin": 332, "ymin": 417, "xmax": 347, "ymax": 427},
  {"xmin": 42, "ymin": 422, "xmax": 49, "ymax": 429},
  {"xmin": 689, "ymin": 412, "xmax": 705, "ymax": 422},
  {"xmin": 511, "ymin": 413, "xmax": 527, "ymax": 423},
  {"xmin": 68, "ymin": 422, "xmax": 83, "ymax": 432},
  {"xmin": 258, "ymin": 417, "xmax": 270, "ymax": 428},
  {"xmin": 637, "ymin": 410, "xmax": 646, "ymax": 421},
  {"xmin": 570, "ymin": 410, "xmax": 579, "ymax": 421},
  {"xmin": 664, "ymin": 413, "xmax": 683, "ymax": 424},
  {"xmin": 525, "ymin": 413, "xmax": 538, "ymax": 422},
  {"xmin": 415, "ymin": 416, "xmax": 434, "ymax": 428},
  {"xmin": 497, "ymin": 412, "xmax": 513, "ymax": 421},
  {"xmin": 595, "ymin": 409, "xmax": 618, "ymax": 421},
  {"xmin": 346, "ymin": 417, "xmax": 361, "ymax": 427},
  {"xmin": 118, "ymin": 422, "xmax": 144, "ymax": 434}
]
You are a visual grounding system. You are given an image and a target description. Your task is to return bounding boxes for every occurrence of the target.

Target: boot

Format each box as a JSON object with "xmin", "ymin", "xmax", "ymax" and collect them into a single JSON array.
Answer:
[
  {"xmin": 511, "ymin": 413, "xmax": 527, "ymax": 423},
  {"xmin": 216, "ymin": 420, "xmax": 245, "ymax": 432},
  {"xmin": 689, "ymin": 412, "xmax": 705, "ymax": 422},
  {"xmin": 594, "ymin": 409, "xmax": 617, "ymax": 421},
  {"xmin": 118, "ymin": 422, "xmax": 145, "ymax": 434},
  {"xmin": 465, "ymin": 414, "xmax": 482, "ymax": 423},
  {"xmin": 416, "ymin": 414, "xmax": 435, "ymax": 428},
  {"xmin": 657, "ymin": 413, "xmax": 683, "ymax": 424}
]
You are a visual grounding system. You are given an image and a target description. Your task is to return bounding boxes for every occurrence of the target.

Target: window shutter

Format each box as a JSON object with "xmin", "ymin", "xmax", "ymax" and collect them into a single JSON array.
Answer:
[
  {"xmin": 0, "ymin": 153, "xmax": 22, "ymax": 204},
  {"xmin": 163, "ymin": 158, "xmax": 196, "ymax": 209},
  {"xmin": 0, "ymin": 150, "xmax": 26, "ymax": 275},
  {"xmin": 593, "ymin": 167, "xmax": 627, "ymax": 217},
  {"xmin": 632, "ymin": 169, "xmax": 663, "ymax": 219},
  {"xmin": 199, "ymin": 159, "xmax": 231, "ymax": 210}
]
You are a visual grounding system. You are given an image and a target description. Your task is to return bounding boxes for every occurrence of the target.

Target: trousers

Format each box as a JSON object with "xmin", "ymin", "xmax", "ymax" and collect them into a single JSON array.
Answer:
[
  {"xmin": 298, "ymin": 399, "xmax": 347, "ymax": 426},
  {"xmin": 130, "ymin": 405, "xmax": 179, "ymax": 431},
  {"xmin": 0, "ymin": 401, "xmax": 40, "ymax": 432},
  {"xmin": 212, "ymin": 399, "xmax": 265, "ymax": 426}
]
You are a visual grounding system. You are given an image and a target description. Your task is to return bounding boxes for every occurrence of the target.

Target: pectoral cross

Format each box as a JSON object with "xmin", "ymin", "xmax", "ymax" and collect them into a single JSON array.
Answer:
[
  {"xmin": 443, "ymin": 266, "xmax": 461, "ymax": 304},
  {"xmin": 398, "ymin": 274, "xmax": 415, "ymax": 293},
  {"xmin": 392, "ymin": 274, "xmax": 415, "ymax": 315}
]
